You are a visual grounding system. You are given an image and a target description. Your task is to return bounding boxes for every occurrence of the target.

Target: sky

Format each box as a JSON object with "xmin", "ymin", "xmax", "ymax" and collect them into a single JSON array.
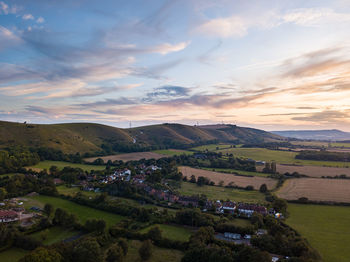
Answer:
[{"xmin": 1, "ymin": 0, "xmax": 350, "ymax": 131}]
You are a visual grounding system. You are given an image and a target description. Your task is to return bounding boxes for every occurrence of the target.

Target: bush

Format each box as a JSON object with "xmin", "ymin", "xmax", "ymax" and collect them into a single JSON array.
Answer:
[{"xmin": 139, "ymin": 239, "xmax": 153, "ymax": 261}]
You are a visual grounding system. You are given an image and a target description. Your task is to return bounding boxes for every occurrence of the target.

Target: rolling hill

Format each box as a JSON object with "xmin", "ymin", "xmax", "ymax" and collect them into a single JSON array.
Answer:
[
  {"xmin": 272, "ymin": 129, "xmax": 350, "ymax": 141},
  {"xmin": 0, "ymin": 121, "xmax": 284, "ymax": 154}
]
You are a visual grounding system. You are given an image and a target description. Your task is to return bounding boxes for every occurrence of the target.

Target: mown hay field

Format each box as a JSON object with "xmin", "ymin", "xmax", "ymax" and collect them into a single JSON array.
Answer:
[
  {"xmin": 277, "ymin": 178, "xmax": 350, "ymax": 202},
  {"xmin": 275, "ymin": 164, "xmax": 350, "ymax": 178},
  {"xmin": 179, "ymin": 166, "xmax": 277, "ymax": 190},
  {"xmin": 85, "ymin": 151, "xmax": 166, "ymax": 162}
]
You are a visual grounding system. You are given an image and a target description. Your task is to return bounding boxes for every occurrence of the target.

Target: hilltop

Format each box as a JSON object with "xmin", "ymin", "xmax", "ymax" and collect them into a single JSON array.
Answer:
[{"xmin": 0, "ymin": 121, "xmax": 284, "ymax": 154}]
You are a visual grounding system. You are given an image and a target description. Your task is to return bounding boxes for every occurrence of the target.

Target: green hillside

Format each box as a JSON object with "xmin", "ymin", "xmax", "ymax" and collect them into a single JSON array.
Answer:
[{"xmin": 0, "ymin": 121, "xmax": 284, "ymax": 154}]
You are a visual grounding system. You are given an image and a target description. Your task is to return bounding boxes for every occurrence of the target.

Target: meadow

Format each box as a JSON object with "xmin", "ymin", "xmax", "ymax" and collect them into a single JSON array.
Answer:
[
  {"xmin": 286, "ymin": 203, "xmax": 350, "ymax": 262},
  {"xmin": 179, "ymin": 166, "xmax": 277, "ymax": 190},
  {"xmin": 217, "ymin": 147, "xmax": 350, "ymax": 167},
  {"xmin": 125, "ymin": 240, "xmax": 184, "ymax": 262},
  {"xmin": 56, "ymin": 185, "xmax": 100, "ymax": 197},
  {"xmin": 139, "ymin": 224, "xmax": 193, "ymax": 241},
  {"xmin": 28, "ymin": 160, "xmax": 105, "ymax": 171},
  {"xmin": 191, "ymin": 144, "xmax": 234, "ymax": 151},
  {"xmin": 179, "ymin": 182, "xmax": 267, "ymax": 203},
  {"xmin": 85, "ymin": 152, "xmax": 166, "ymax": 162},
  {"xmin": 24, "ymin": 195, "xmax": 125, "ymax": 227},
  {"xmin": 152, "ymin": 149, "xmax": 193, "ymax": 156},
  {"xmin": 0, "ymin": 248, "xmax": 28, "ymax": 262}
]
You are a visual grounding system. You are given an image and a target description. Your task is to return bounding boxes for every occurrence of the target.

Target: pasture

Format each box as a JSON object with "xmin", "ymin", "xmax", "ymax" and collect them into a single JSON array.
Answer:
[
  {"xmin": 217, "ymin": 147, "xmax": 350, "ymax": 167},
  {"xmin": 179, "ymin": 182, "xmax": 267, "ymax": 203},
  {"xmin": 125, "ymin": 240, "xmax": 184, "ymax": 262},
  {"xmin": 140, "ymin": 224, "xmax": 193, "ymax": 241},
  {"xmin": 179, "ymin": 166, "xmax": 277, "ymax": 190},
  {"xmin": 287, "ymin": 203, "xmax": 350, "ymax": 262},
  {"xmin": 24, "ymin": 195, "xmax": 125, "ymax": 226},
  {"xmin": 201, "ymin": 167, "xmax": 270, "ymax": 177},
  {"xmin": 0, "ymin": 248, "xmax": 28, "ymax": 262},
  {"xmin": 28, "ymin": 160, "xmax": 105, "ymax": 171},
  {"xmin": 277, "ymin": 178, "xmax": 350, "ymax": 203},
  {"xmin": 191, "ymin": 144, "xmax": 233, "ymax": 151},
  {"xmin": 152, "ymin": 149, "xmax": 193, "ymax": 156},
  {"xmin": 85, "ymin": 152, "xmax": 166, "ymax": 162},
  {"xmin": 56, "ymin": 185, "xmax": 100, "ymax": 197},
  {"xmin": 275, "ymin": 164, "xmax": 350, "ymax": 178}
]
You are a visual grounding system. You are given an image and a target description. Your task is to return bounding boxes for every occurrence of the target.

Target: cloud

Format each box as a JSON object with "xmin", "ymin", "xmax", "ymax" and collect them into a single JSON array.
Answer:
[
  {"xmin": 0, "ymin": 1, "xmax": 20, "ymax": 15},
  {"xmin": 196, "ymin": 16, "xmax": 247, "ymax": 38},
  {"xmin": 144, "ymin": 85, "xmax": 190, "ymax": 101},
  {"xmin": 36, "ymin": 17, "xmax": 45, "ymax": 23},
  {"xmin": 22, "ymin": 14, "xmax": 34, "ymax": 20},
  {"xmin": 292, "ymin": 110, "xmax": 350, "ymax": 123},
  {"xmin": 152, "ymin": 41, "xmax": 190, "ymax": 55},
  {"xmin": 78, "ymin": 97, "xmax": 137, "ymax": 108}
]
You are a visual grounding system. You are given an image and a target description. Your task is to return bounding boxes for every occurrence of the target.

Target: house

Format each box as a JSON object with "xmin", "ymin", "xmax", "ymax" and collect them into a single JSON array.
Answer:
[
  {"xmin": 224, "ymin": 232, "xmax": 241, "ymax": 240},
  {"xmin": 53, "ymin": 178, "xmax": 63, "ymax": 185},
  {"xmin": 222, "ymin": 201, "xmax": 236, "ymax": 213},
  {"xmin": 237, "ymin": 203, "xmax": 267, "ymax": 217},
  {"xmin": 178, "ymin": 196, "xmax": 199, "ymax": 207},
  {"xmin": 0, "ymin": 210, "xmax": 19, "ymax": 223}
]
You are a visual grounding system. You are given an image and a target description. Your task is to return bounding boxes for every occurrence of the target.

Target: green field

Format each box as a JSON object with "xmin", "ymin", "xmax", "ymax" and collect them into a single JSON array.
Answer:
[
  {"xmin": 28, "ymin": 160, "xmax": 105, "ymax": 171},
  {"xmin": 286, "ymin": 204, "xmax": 350, "ymax": 262},
  {"xmin": 24, "ymin": 195, "xmax": 124, "ymax": 227},
  {"xmin": 179, "ymin": 182, "xmax": 266, "ymax": 203},
  {"xmin": 0, "ymin": 173, "xmax": 21, "ymax": 178},
  {"xmin": 0, "ymin": 248, "xmax": 28, "ymax": 262},
  {"xmin": 217, "ymin": 147, "xmax": 350, "ymax": 167},
  {"xmin": 291, "ymin": 141, "xmax": 350, "ymax": 148},
  {"xmin": 201, "ymin": 167, "xmax": 270, "ymax": 177},
  {"xmin": 31, "ymin": 226, "xmax": 80, "ymax": 245},
  {"xmin": 191, "ymin": 144, "xmax": 234, "ymax": 151},
  {"xmin": 153, "ymin": 149, "xmax": 193, "ymax": 156},
  {"xmin": 56, "ymin": 185, "xmax": 100, "ymax": 197},
  {"xmin": 125, "ymin": 240, "xmax": 184, "ymax": 262},
  {"xmin": 140, "ymin": 224, "xmax": 193, "ymax": 241}
]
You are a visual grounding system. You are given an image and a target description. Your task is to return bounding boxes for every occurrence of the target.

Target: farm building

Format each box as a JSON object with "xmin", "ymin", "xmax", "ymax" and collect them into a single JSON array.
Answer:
[{"xmin": 0, "ymin": 210, "xmax": 19, "ymax": 223}]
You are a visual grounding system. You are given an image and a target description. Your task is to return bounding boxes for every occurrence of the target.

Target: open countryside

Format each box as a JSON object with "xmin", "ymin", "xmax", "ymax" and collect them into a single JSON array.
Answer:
[
  {"xmin": 277, "ymin": 178, "xmax": 350, "ymax": 202},
  {"xmin": 179, "ymin": 166, "xmax": 277, "ymax": 190},
  {"xmin": 287, "ymin": 204, "xmax": 350, "ymax": 262}
]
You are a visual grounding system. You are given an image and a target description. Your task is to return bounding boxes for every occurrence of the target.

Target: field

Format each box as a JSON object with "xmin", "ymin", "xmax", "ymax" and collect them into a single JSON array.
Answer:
[
  {"xmin": 0, "ymin": 248, "xmax": 28, "ymax": 262},
  {"xmin": 275, "ymin": 164, "xmax": 350, "ymax": 178},
  {"xmin": 140, "ymin": 224, "xmax": 193, "ymax": 241},
  {"xmin": 291, "ymin": 141, "xmax": 350, "ymax": 148},
  {"xmin": 179, "ymin": 182, "xmax": 267, "ymax": 203},
  {"xmin": 191, "ymin": 144, "xmax": 233, "ymax": 151},
  {"xmin": 56, "ymin": 185, "xmax": 100, "ymax": 197},
  {"xmin": 125, "ymin": 240, "xmax": 183, "ymax": 262},
  {"xmin": 202, "ymin": 167, "xmax": 270, "ymax": 177},
  {"xmin": 277, "ymin": 178, "xmax": 350, "ymax": 202},
  {"xmin": 85, "ymin": 152, "xmax": 166, "ymax": 162},
  {"xmin": 286, "ymin": 203, "xmax": 350, "ymax": 262},
  {"xmin": 28, "ymin": 160, "xmax": 105, "ymax": 171},
  {"xmin": 31, "ymin": 226, "xmax": 80, "ymax": 245},
  {"xmin": 179, "ymin": 166, "xmax": 277, "ymax": 190},
  {"xmin": 217, "ymin": 147, "xmax": 350, "ymax": 167},
  {"xmin": 23, "ymin": 195, "xmax": 125, "ymax": 226},
  {"xmin": 152, "ymin": 149, "xmax": 193, "ymax": 156}
]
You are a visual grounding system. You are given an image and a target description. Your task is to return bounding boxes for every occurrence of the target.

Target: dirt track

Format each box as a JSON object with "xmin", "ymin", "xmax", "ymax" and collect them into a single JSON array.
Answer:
[
  {"xmin": 277, "ymin": 178, "xmax": 350, "ymax": 202},
  {"xmin": 179, "ymin": 166, "xmax": 277, "ymax": 190},
  {"xmin": 85, "ymin": 152, "xmax": 165, "ymax": 162}
]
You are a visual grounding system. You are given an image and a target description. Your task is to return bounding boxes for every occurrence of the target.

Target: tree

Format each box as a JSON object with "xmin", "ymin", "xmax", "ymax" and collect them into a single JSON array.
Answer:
[
  {"xmin": 44, "ymin": 203, "xmax": 54, "ymax": 217},
  {"xmin": 0, "ymin": 187, "xmax": 7, "ymax": 201},
  {"xmin": 147, "ymin": 226, "xmax": 162, "ymax": 242},
  {"xmin": 259, "ymin": 184, "xmax": 268, "ymax": 193},
  {"xmin": 117, "ymin": 238, "xmax": 128, "ymax": 256},
  {"xmin": 85, "ymin": 219, "xmax": 106, "ymax": 233},
  {"xmin": 189, "ymin": 175, "xmax": 196, "ymax": 183},
  {"xmin": 40, "ymin": 229, "xmax": 49, "ymax": 241},
  {"xmin": 139, "ymin": 240, "xmax": 153, "ymax": 261},
  {"xmin": 72, "ymin": 237, "xmax": 102, "ymax": 262},
  {"xmin": 106, "ymin": 243, "xmax": 124, "ymax": 262},
  {"xmin": 19, "ymin": 247, "xmax": 62, "ymax": 262}
]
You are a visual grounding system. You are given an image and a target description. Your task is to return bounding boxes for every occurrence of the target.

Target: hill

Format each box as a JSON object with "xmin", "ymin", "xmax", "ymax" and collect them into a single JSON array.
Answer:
[
  {"xmin": 0, "ymin": 121, "xmax": 284, "ymax": 154},
  {"xmin": 271, "ymin": 129, "xmax": 350, "ymax": 141}
]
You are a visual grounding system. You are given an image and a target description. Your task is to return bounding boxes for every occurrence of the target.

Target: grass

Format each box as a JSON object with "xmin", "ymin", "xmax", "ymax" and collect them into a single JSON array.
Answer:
[
  {"xmin": 56, "ymin": 185, "xmax": 100, "ymax": 197},
  {"xmin": 152, "ymin": 149, "xmax": 193, "ymax": 156},
  {"xmin": 24, "ymin": 195, "xmax": 125, "ymax": 227},
  {"xmin": 201, "ymin": 167, "xmax": 270, "ymax": 177},
  {"xmin": 291, "ymin": 141, "xmax": 350, "ymax": 148},
  {"xmin": 286, "ymin": 203, "xmax": 350, "ymax": 262},
  {"xmin": 0, "ymin": 173, "xmax": 21, "ymax": 178},
  {"xmin": 31, "ymin": 226, "xmax": 80, "ymax": 245},
  {"xmin": 217, "ymin": 147, "xmax": 350, "ymax": 167},
  {"xmin": 191, "ymin": 144, "xmax": 233, "ymax": 151},
  {"xmin": 0, "ymin": 248, "xmax": 28, "ymax": 262},
  {"xmin": 28, "ymin": 160, "xmax": 105, "ymax": 171},
  {"xmin": 179, "ymin": 182, "xmax": 266, "ymax": 203},
  {"xmin": 125, "ymin": 240, "xmax": 184, "ymax": 262},
  {"xmin": 139, "ymin": 224, "xmax": 193, "ymax": 241}
]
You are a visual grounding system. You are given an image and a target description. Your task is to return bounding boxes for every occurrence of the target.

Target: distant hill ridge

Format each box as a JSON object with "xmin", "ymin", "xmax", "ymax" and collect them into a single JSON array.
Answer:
[
  {"xmin": 271, "ymin": 129, "xmax": 350, "ymax": 141},
  {"xmin": 0, "ymin": 121, "xmax": 283, "ymax": 154}
]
